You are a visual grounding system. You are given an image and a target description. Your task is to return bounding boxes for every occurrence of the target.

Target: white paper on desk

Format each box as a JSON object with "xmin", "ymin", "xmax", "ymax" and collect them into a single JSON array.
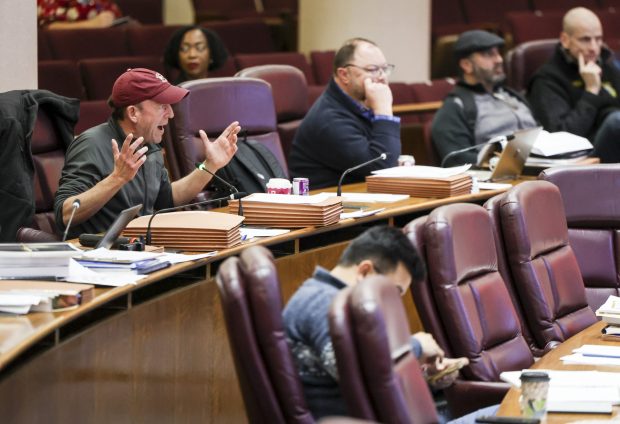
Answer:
[
  {"xmin": 532, "ymin": 131, "xmax": 593, "ymax": 157},
  {"xmin": 320, "ymin": 192, "xmax": 409, "ymax": 203},
  {"xmin": 242, "ymin": 193, "xmax": 333, "ymax": 204},
  {"xmin": 159, "ymin": 251, "xmax": 217, "ymax": 264},
  {"xmin": 0, "ymin": 294, "xmax": 45, "ymax": 306},
  {"xmin": 573, "ymin": 344, "xmax": 620, "ymax": 358},
  {"xmin": 500, "ymin": 370, "xmax": 620, "ymax": 388},
  {"xmin": 370, "ymin": 164, "xmax": 471, "ymax": 179},
  {"xmin": 240, "ymin": 228, "xmax": 290, "ymax": 239},
  {"xmin": 78, "ymin": 247, "xmax": 163, "ymax": 262},
  {"xmin": 62, "ymin": 259, "xmax": 146, "ymax": 286},
  {"xmin": 0, "ymin": 305, "xmax": 32, "ymax": 315},
  {"xmin": 340, "ymin": 208, "xmax": 385, "ymax": 220},
  {"xmin": 561, "ymin": 353, "xmax": 620, "ymax": 366},
  {"xmin": 478, "ymin": 182, "xmax": 512, "ymax": 190}
]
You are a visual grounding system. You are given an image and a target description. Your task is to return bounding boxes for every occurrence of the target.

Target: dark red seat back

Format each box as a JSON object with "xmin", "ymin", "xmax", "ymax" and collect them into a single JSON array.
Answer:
[
  {"xmin": 44, "ymin": 27, "xmax": 129, "ymax": 60},
  {"xmin": 505, "ymin": 39, "xmax": 557, "ymax": 93},
  {"xmin": 38, "ymin": 60, "xmax": 85, "ymax": 100},
  {"xmin": 235, "ymin": 52, "xmax": 315, "ymax": 84}
]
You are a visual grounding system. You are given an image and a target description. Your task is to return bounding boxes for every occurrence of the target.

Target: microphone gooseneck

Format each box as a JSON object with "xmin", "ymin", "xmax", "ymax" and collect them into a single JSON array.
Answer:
[
  {"xmin": 145, "ymin": 193, "xmax": 247, "ymax": 245},
  {"xmin": 196, "ymin": 162, "xmax": 244, "ymax": 217},
  {"xmin": 336, "ymin": 153, "xmax": 388, "ymax": 197},
  {"xmin": 62, "ymin": 199, "xmax": 81, "ymax": 242}
]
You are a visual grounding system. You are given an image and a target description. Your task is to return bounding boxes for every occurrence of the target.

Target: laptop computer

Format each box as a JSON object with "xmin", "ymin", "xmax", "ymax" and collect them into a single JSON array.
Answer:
[
  {"xmin": 468, "ymin": 126, "xmax": 542, "ymax": 182},
  {"xmin": 95, "ymin": 204, "xmax": 143, "ymax": 249}
]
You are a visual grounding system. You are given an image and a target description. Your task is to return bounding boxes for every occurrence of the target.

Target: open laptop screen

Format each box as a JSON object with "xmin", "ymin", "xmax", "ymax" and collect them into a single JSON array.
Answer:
[{"xmin": 96, "ymin": 204, "xmax": 143, "ymax": 249}]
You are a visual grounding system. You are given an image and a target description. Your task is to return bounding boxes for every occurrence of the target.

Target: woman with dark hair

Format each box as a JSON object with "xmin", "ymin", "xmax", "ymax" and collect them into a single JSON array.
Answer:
[{"xmin": 164, "ymin": 26, "xmax": 229, "ymax": 84}]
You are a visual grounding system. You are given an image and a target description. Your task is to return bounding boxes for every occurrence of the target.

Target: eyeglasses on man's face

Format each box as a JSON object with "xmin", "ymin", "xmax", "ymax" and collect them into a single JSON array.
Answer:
[{"xmin": 343, "ymin": 63, "xmax": 396, "ymax": 77}]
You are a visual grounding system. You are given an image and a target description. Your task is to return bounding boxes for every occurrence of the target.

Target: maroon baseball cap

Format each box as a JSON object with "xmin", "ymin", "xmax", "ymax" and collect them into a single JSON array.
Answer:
[{"xmin": 110, "ymin": 68, "xmax": 189, "ymax": 107}]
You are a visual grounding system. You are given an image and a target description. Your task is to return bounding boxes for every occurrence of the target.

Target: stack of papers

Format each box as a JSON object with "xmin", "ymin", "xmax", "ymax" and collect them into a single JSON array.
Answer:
[
  {"xmin": 366, "ymin": 165, "xmax": 473, "ymax": 198},
  {"xmin": 76, "ymin": 248, "xmax": 170, "ymax": 274},
  {"xmin": 561, "ymin": 344, "xmax": 620, "ymax": 366},
  {"xmin": 123, "ymin": 211, "xmax": 245, "ymax": 252},
  {"xmin": 500, "ymin": 369, "xmax": 620, "ymax": 414},
  {"xmin": 0, "ymin": 280, "xmax": 94, "ymax": 314},
  {"xmin": 228, "ymin": 193, "xmax": 343, "ymax": 228},
  {"xmin": 596, "ymin": 295, "xmax": 620, "ymax": 325},
  {"xmin": 0, "ymin": 243, "xmax": 82, "ymax": 280},
  {"xmin": 531, "ymin": 131, "xmax": 593, "ymax": 157}
]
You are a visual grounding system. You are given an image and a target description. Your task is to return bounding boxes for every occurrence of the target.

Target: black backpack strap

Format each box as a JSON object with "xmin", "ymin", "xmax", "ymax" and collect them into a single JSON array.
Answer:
[
  {"xmin": 446, "ymin": 85, "xmax": 477, "ymax": 136},
  {"xmin": 246, "ymin": 139, "xmax": 287, "ymax": 179}
]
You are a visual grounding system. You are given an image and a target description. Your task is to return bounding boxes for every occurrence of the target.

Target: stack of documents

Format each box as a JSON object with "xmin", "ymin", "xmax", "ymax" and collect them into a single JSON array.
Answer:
[
  {"xmin": 500, "ymin": 369, "xmax": 620, "ymax": 414},
  {"xmin": 228, "ymin": 193, "xmax": 343, "ymax": 228},
  {"xmin": 76, "ymin": 248, "xmax": 170, "ymax": 274},
  {"xmin": 366, "ymin": 165, "xmax": 473, "ymax": 198},
  {"xmin": 561, "ymin": 344, "xmax": 620, "ymax": 366},
  {"xmin": 0, "ymin": 243, "xmax": 82, "ymax": 280},
  {"xmin": 123, "ymin": 211, "xmax": 245, "ymax": 252},
  {"xmin": 0, "ymin": 280, "xmax": 94, "ymax": 314},
  {"xmin": 596, "ymin": 295, "xmax": 620, "ymax": 324}
]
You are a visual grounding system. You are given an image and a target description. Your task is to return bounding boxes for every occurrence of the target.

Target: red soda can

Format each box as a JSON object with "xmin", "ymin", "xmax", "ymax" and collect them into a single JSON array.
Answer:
[{"xmin": 292, "ymin": 177, "xmax": 309, "ymax": 195}]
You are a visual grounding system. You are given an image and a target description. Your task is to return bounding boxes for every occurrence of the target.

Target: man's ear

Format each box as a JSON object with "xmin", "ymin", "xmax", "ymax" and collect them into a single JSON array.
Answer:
[
  {"xmin": 335, "ymin": 67, "xmax": 350, "ymax": 84},
  {"xmin": 559, "ymin": 31, "xmax": 570, "ymax": 50},
  {"xmin": 459, "ymin": 57, "xmax": 473, "ymax": 75},
  {"xmin": 356, "ymin": 259, "xmax": 375, "ymax": 281},
  {"xmin": 126, "ymin": 105, "xmax": 139, "ymax": 124}
]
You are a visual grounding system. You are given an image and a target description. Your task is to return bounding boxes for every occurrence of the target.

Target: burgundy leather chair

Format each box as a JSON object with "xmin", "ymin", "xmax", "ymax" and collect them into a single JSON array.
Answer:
[
  {"xmin": 310, "ymin": 50, "xmax": 335, "ymax": 86},
  {"xmin": 505, "ymin": 11, "xmax": 563, "ymax": 45},
  {"xmin": 505, "ymin": 39, "xmax": 557, "ymax": 93},
  {"xmin": 498, "ymin": 181, "xmax": 597, "ymax": 349},
  {"xmin": 404, "ymin": 204, "xmax": 534, "ymax": 417},
  {"xmin": 204, "ymin": 18, "xmax": 276, "ymax": 54},
  {"xmin": 329, "ymin": 276, "xmax": 439, "ymax": 424},
  {"xmin": 43, "ymin": 27, "xmax": 130, "ymax": 60},
  {"xmin": 215, "ymin": 246, "xmax": 313, "ymax": 423},
  {"xmin": 38, "ymin": 60, "xmax": 85, "ymax": 100},
  {"xmin": 126, "ymin": 24, "xmax": 183, "ymax": 56},
  {"xmin": 168, "ymin": 77, "xmax": 288, "ymax": 178},
  {"xmin": 235, "ymin": 64, "xmax": 309, "ymax": 159},
  {"xmin": 75, "ymin": 100, "xmax": 111, "ymax": 136},
  {"xmin": 539, "ymin": 164, "xmax": 620, "ymax": 311}
]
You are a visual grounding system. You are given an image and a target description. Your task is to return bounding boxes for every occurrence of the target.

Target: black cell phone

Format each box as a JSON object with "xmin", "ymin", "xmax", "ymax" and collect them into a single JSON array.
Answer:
[{"xmin": 475, "ymin": 416, "xmax": 540, "ymax": 424}]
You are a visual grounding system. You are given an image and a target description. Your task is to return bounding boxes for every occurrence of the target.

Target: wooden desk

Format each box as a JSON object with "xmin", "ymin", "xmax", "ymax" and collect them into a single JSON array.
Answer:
[
  {"xmin": 498, "ymin": 321, "xmax": 620, "ymax": 422},
  {"xmin": 0, "ymin": 183, "xmax": 511, "ymax": 423}
]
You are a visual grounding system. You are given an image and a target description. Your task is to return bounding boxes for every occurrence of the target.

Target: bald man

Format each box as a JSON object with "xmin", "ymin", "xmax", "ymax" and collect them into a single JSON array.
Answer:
[{"xmin": 528, "ymin": 7, "xmax": 620, "ymax": 162}]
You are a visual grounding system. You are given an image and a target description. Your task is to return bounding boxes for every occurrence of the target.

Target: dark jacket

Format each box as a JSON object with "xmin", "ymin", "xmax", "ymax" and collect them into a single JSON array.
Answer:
[
  {"xmin": 528, "ymin": 43, "xmax": 620, "ymax": 140},
  {"xmin": 288, "ymin": 79, "xmax": 400, "ymax": 189},
  {"xmin": 0, "ymin": 90, "xmax": 78, "ymax": 242}
]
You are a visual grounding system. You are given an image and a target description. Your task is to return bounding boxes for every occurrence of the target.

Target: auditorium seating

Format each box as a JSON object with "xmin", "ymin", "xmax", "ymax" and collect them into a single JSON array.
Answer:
[
  {"xmin": 204, "ymin": 19, "xmax": 276, "ymax": 54},
  {"xmin": 539, "ymin": 165, "xmax": 620, "ymax": 311},
  {"xmin": 531, "ymin": 0, "xmax": 598, "ymax": 11},
  {"xmin": 404, "ymin": 204, "xmax": 534, "ymax": 417},
  {"xmin": 505, "ymin": 11, "xmax": 563, "ymax": 45},
  {"xmin": 235, "ymin": 52, "xmax": 315, "ymax": 84},
  {"xmin": 126, "ymin": 24, "xmax": 183, "ymax": 57},
  {"xmin": 215, "ymin": 245, "xmax": 313, "ymax": 423},
  {"xmin": 45, "ymin": 28, "xmax": 130, "ymax": 60},
  {"xmin": 329, "ymin": 276, "xmax": 439, "ymax": 423},
  {"xmin": 461, "ymin": 0, "xmax": 529, "ymax": 28},
  {"xmin": 235, "ymin": 65, "xmax": 309, "ymax": 159},
  {"xmin": 75, "ymin": 100, "xmax": 111, "ymax": 136},
  {"xmin": 505, "ymin": 39, "xmax": 556, "ymax": 93},
  {"xmin": 38, "ymin": 60, "xmax": 85, "ymax": 100},
  {"xmin": 310, "ymin": 50, "xmax": 335, "ymax": 85},
  {"xmin": 497, "ymin": 181, "xmax": 597, "ymax": 350},
  {"xmin": 168, "ymin": 77, "xmax": 288, "ymax": 179},
  {"xmin": 116, "ymin": 0, "xmax": 163, "ymax": 24}
]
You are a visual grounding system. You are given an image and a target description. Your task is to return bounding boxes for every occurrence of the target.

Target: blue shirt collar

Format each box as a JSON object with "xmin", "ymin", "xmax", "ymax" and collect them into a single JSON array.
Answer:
[
  {"xmin": 312, "ymin": 266, "xmax": 348, "ymax": 290},
  {"xmin": 333, "ymin": 80, "xmax": 375, "ymax": 122}
]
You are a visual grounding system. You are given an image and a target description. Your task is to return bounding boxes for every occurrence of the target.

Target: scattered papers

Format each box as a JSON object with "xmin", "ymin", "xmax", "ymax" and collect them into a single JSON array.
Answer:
[
  {"xmin": 63, "ymin": 260, "xmax": 147, "ymax": 287},
  {"xmin": 239, "ymin": 228, "xmax": 290, "ymax": 240},
  {"xmin": 371, "ymin": 164, "xmax": 471, "ymax": 179},
  {"xmin": 532, "ymin": 131, "xmax": 593, "ymax": 157},
  {"xmin": 477, "ymin": 182, "xmax": 512, "ymax": 191},
  {"xmin": 596, "ymin": 295, "xmax": 620, "ymax": 325},
  {"xmin": 561, "ymin": 344, "xmax": 620, "ymax": 366},
  {"xmin": 0, "ymin": 280, "xmax": 94, "ymax": 314},
  {"xmin": 241, "ymin": 193, "xmax": 333, "ymax": 204},
  {"xmin": 319, "ymin": 192, "xmax": 409, "ymax": 203},
  {"xmin": 341, "ymin": 208, "xmax": 385, "ymax": 220}
]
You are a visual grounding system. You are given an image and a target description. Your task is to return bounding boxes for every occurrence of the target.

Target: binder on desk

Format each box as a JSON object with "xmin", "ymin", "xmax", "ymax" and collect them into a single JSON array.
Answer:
[
  {"xmin": 123, "ymin": 211, "xmax": 245, "ymax": 252},
  {"xmin": 0, "ymin": 280, "xmax": 94, "ymax": 313}
]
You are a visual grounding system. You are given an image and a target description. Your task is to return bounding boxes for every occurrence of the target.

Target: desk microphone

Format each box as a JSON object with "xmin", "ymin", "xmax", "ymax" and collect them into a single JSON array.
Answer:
[
  {"xmin": 62, "ymin": 199, "xmax": 81, "ymax": 242},
  {"xmin": 439, "ymin": 135, "xmax": 514, "ymax": 168},
  {"xmin": 145, "ymin": 192, "xmax": 247, "ymax": 245},
  {"xmin": 337, "ymin": 153, "xmax": 388, "ymax": 196},
  {"xmin": 196, "ymin": 162, "xmax": 244, "ymax": 217}
]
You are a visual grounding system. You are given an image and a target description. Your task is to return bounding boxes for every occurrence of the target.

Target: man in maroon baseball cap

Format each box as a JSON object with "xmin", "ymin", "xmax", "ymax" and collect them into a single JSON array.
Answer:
[{"xmin": 54, "ymin": 68, "xmax": 241, "ymax": 238}]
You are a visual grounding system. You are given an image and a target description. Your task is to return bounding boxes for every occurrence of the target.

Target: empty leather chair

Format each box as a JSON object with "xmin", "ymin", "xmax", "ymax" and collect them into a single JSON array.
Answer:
[
  {"xmin": 404, "ymin": 204, "xmax": 534, "ymax": 417},
  {"xmin": 505, "ymin": 39, "xmax": 557, "ymax": 93},
  {"xmin": 498, "ymin": 181, "xmax": 597, "ymax": 350},
  {"xmin": 235, "ymin": 52, "xmax": 316, "ymax": 85},
  {"xmin": 310, "ymin": 50, "xmax": 335, "ymax": 86},
  {"xmin": 168, "ymin": 77, "xmax": 288, "ymax": 178},
  {"xmin": 505, "ymin": 11, "xmax": 563, "ymax": 45},
  {"xmin": 204, "ymin": 18, "xmax": 276, "ymax": 54},
  {"xmin": 539, "ymin": 164, "xmax": 620, "ymax": 311},
  {"xmin": 44, "ymin": 27, "xmax": 130, "ymax": 60},
  {"xmin": 215, "ymin": 245, "xmax": 313, "ymax": 423},
  {"xmin": 329, "ymin": 275, "xmax": 439, "ymax": 423},
  {"xmin": 236, "ymin": 64, "xmax": 309, "ymax": 159},
  {"xmin": 79, "ymin": 56, "xmax": 165, "ymax": 100},
  {"xmin": 38, "ymin": 60, "xmax": 85, "ymax": 100},
  {"xmin": 127, "ymin": 24, "xmax": 183, "ymax": 56}
]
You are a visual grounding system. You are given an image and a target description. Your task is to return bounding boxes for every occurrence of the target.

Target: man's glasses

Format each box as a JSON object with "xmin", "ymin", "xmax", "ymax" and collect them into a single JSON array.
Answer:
[{"xmin": 344, "ymin": 63, "xmax": 396, "ymax": 77}]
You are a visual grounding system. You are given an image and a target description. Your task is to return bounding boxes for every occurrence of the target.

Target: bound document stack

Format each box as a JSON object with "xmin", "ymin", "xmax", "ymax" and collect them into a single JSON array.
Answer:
[
  {"xmin": 366, "ymin": 165, "xmax": 473, "ymax": 198},
  {"xmin": 0, "ymin": 280, "xmax": 94, "ymax": 314},
  {"xmin": 0, "ymin": 242, "xmax": 82, "ymax": 280},
  {"xmin": 123, "ymin": 211, "xmax": 245, "ymax": 252},
  {"xmin": 228, "ymin": 193, "xmax": 343, "ymax": 228},
  {"xmin": 595, "ymin": 295, "xmax": 620, "ymax": 339}
]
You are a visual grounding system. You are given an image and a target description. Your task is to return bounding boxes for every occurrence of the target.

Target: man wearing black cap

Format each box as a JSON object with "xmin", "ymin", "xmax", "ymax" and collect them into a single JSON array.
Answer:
[
  {"xmin": 431, "ymin": 30, "xmax": 537, "ymax": 167},
  {"xmin": 54, "ymin": 68, "xmax": 241, "ymax": 239},
  {"xmin": 528, "ymin": 7, "xmax": 620, "ymax": 162}
]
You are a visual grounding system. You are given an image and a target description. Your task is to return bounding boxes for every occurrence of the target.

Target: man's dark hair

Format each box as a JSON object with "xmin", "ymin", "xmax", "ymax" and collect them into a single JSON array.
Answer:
[
  {"xmin": 163, "ymin": 25, "xmax": 229, "ymax": 83},
  {"xmin": 338, "ymin": 225, "xmax": 425, "ymax": 282},
  {"xmin": 333, "ymin": 37, "xmax": 377, "ymax": 76},
  {"xmin": 107, "ymin": 97, "xmax": 127, "ymax": 120}
]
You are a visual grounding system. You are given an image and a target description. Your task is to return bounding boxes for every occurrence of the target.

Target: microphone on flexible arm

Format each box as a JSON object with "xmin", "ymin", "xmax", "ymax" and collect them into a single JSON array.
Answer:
[
  {"xmin": 196, "ymin": 162, "xmax": 244, "ymax": 217},
  {"xmin": 439, "ymin": 134, "xmax": 515, "ymax": 168},
  {"xmin": 145, "ymin": 192, "xmax": 248, "ymax": 245},
  {"xmin": 336, "ymin": 153, "xmax": 388, "ymax": 197},
  {"xmin": 62, "ymin": 199, "xmax": 81, "ymax": 242}
]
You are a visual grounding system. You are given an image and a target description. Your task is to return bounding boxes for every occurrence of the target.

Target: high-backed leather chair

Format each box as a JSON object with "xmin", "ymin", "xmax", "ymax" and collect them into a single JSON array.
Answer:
[
  {"xmin": 235, "ymin": 65, "xmax": 309, "ymax": 159},
  {"xmin": 505, "ymin": 39, "xmax": 556, "ymax": 93},
  {"xmin": 168, "ymin": 77, "xmax": 288, "ymax": 178},
  {"xmin": 404, "ymin": 204, "xmax": 534, "ymax": 417},
  {"xmin": 539, "ymin": 164, "xmax": 620, "ymax": 311},
  {"xmin": 43, "ymin": 27, "xmax": 130, "ymax": 60},
  {"xmin": 215, "ymin": 246, "xmax": 313, "ymax": 424},
  {"xmin": 329, "ymin": 276, "xmax": 439, "ymax": 424},
  {"xmin": 498, "ymin": 181, "xmax": 597, "ymax": 349}
]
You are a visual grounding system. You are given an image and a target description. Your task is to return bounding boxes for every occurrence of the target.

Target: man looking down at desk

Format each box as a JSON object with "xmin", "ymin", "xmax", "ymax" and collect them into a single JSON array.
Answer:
[
  {"xmin": 54, "ymin": 68, "xmax": 241, "ymax": 239},
  {"xmin": 288, "ymin": 38, "xmax": 400, "ymax": 189},
  {"xmin": 283, "ymin": 226, "xmax": 495, "ymax": 422},
  {"xmin": 432, "ymin": 30, "xmax": 538, "ymax": 167}
]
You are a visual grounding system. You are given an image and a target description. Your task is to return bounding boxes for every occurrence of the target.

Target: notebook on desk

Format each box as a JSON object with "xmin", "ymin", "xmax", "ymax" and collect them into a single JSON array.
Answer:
[{"xmin": 468, "ymin": 127, "xmax": 542, "ymax": 182}]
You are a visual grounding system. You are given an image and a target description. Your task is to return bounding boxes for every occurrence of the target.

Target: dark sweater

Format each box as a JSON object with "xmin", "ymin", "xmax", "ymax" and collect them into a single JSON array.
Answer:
[
  {"xmin": 288, "ymin": 79, "xmax": 400, "ymax": 189},
  {"xmin": 528, "ymin": 44, "xmax": 620, "ymax": 140}
]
